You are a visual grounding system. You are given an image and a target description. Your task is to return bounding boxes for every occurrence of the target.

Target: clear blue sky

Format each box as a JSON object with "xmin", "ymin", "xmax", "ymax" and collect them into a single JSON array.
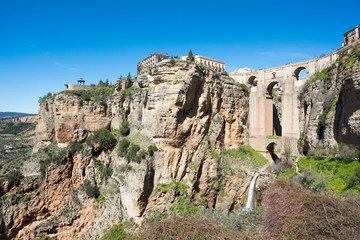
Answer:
[{"xmin": 0, "ymin": 0, "xmax": 359, "ymax": 113}]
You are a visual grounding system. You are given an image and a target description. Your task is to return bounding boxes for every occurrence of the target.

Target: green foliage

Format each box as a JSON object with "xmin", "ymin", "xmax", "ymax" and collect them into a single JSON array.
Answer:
[
  {"xmin": 266, "ymin": 135, "xmax": 281, "ymax": 139},
  {"xmin": 301, "ymin": 168, "xmax": 327, "ymax": 193},
  {"xmin": 38, "ymin": 92, "xmax": 52, "ymax": 104},
  {"xmin": 169, "ymin": 58, "xmax": 176, "ymax": 66},
  {"xmin": 118, "ymin": 139, "xmax": 130, "ymax": 157},
  {"xmin": 98, "ymin": 78, "xmax": 110, "ymax": 88},
  {"xmin": 318, "ymin": 99, "xmax": 336, "ymax": 128},
  {"xmin": 119, "ymin": 120, "xmax": 130, "ymax": 136},
  {"xmin": 64, "ymin": 87, "xmax": 114, "ymax": 104},
  {"xmin": 134, "ymin": 150, "xmax": 146, "ymax": 163},
  {"xmin": 38, "ymin": 143, "xmax": 68, "ymax": 177},
  {"xmin": 187, "ymin": 49, "xmax": 195, "ymax": 62},
  {"xmin": 4, "ymin": 169, "xmax": 24, "ymax": 185},
  {"xmin": 308, "ymin": 143, "xmax": 360, "ymax": 159},
  {"xmin": 298, "ymin": 156, "xmax": 360, "ymax": 195},
  {"xmin": 0, "ymin": 122, "xmax": 33, "ymax": 135},
  {"xmin": 100, "ymin": 221, "xmax": 131, "ymax": 240},
  {"xmin": 153, "ymin": 181, "xmax": 188, "ymax": 195},
  {"xmin": 0, "ymin": 193, "xmax": 33, "ymax": 205},
  {"xmin": 297, "ymin": 132, "xmax": 304, "ymax": 149},
  {"xmin": 92, "ymin": 128, "xmax": 117, "ymax": 151},
  {"xmin": 96, "ymin": 194, "xmax": 106, "ymax": 204},
  {"xmin": 169, "ymin": 197, "xmax": 202, "ymax": 216},
  {"xmin": 147, "ymin": 145, "xmax": 157, "ymax": 156},
  {"xmin": 68, "ymin": 141, "xmax": 84, "ymax": 152},
  {"xmin": 239, "ymin": 83, "xmax": 250, "ymax": 96},
  {"xmin": 35, "ymin": 236, "xmax": 53, "ymax": 240},
  {"xmin": 80, "ymin": 179, "xmax": 100, "ymax": 199},
  {"xmin": 145, "ymin": 181, "xmax": 202, "ymax": 227},
  {"xmin": 223, "ymin": 145, "xmax": 268, "ymax": 168},
  {"xmin": 94, "ymin": 159, "xmax": 113, "ymax": 180},
  {"xmin": 210, "ymin": 149, "xmax": 219, "ymax": 159},
  {"xmin": 125, "ymin": 143, "xmax": 141, "ymax": 163}
]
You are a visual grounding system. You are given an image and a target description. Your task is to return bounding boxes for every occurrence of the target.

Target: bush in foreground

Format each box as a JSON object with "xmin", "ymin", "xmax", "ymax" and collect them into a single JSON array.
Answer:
[
  {"xmin": 132, "ymin": 215, "xmax": 249, "ymax": 240},
  {"xmin": 263, "ymin": 178, "xmax": 360, "ymax": 240}
]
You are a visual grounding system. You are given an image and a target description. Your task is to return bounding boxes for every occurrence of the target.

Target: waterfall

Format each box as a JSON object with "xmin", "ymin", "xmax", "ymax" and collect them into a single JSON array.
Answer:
[{"xmin": 245, "ymin": 175, "xmax": 258, "ymax": 210}]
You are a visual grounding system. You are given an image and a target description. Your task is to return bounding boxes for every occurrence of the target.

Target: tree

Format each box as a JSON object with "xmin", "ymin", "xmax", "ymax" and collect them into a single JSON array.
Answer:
[
  {"xmin": 98, "ymin": 79, "xmax": 105, "ymax": 87},
  {"xmin": 127, "ymin": 72, "xmax": 131, "ymax": 80},
  {"xmin": 187, "ymin": 49, "xmax": 195, "ymax": 62},
  {"xmin": 105, "ymin": 78, "xmax": 109, "ymax": 87}
]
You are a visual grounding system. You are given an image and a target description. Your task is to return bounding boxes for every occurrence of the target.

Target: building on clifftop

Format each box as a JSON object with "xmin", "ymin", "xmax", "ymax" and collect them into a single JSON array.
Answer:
[
  {"xmin": 180, "ymin": 55, "xmax": 225, "ymax": 73},
  {"xmin": 342, "ymin": 25, "xmax": 360, "ymax": 46},
  {"xmin": 137, "ymin": 52, "xmax": 169, "ymax": 74}
]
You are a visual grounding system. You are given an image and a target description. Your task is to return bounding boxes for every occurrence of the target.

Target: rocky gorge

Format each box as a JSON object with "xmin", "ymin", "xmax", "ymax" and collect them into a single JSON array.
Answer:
[{"xmin": 0, "ymin": 45, "xmax": 359, "ymax": 240}]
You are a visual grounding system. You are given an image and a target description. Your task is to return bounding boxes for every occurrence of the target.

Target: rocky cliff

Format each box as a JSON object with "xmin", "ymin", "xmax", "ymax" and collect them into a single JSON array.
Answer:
[
  {"xmin": 298, "ymin": 47, "xmax": 360, "ymax": 154},
  {"xmin": 0, "ymin": 60, "xmax": 274, "ymax": 239}
]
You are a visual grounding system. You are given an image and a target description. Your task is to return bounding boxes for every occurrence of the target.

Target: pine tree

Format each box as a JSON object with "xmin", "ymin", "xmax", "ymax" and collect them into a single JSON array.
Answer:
[{"xmin": 187, "ymin": 49, "xmax": 195, "ymax": 62}]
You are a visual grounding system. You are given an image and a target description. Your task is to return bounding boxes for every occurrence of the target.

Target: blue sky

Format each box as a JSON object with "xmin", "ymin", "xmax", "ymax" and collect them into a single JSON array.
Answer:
[{"xmin": 0, "ymin": 0, "xmax": 359, "ymax": 113}]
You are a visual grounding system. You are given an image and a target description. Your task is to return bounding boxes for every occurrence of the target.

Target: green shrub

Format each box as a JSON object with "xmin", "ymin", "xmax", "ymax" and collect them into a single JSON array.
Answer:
[
  {"xmin": 4, "ymin": 170, "xmax": 24, "ymax": 185},
  {"xmin": 153, "ymin": 181, "xmax": 188, "ymax": 195},
  {"xmin": 100, "ymin": 221, "xmax": 131, "ymax": 240},
  {"xmin": 169, "ymin": 197, "xmax": 202, "ymax": 216},
  {"xmin": 64, "ymin": 87, "xmax": 114, "ymax": 103},
  {"xmin": 94, "ymin": 160, "xmax": 113, "ymax": 180},
  {"xmin": 134, "ymin": 150, "xmax": 146, "ymax": 163},
  {"xmin": 96, "ymin": 194, "xmax": 106, "ymax": 204},
  {"xmin": 118, "ymin": 139, "xmax": 130, "ymax": 157},
  {"xmin": 38, "ymin": 143, "xmax": 68, "ymax": 177},
  {"xmin": 147, "ymin": 145, "xmax": 158, "ymax": 156},
  {"xmin": 119, "ymin": 120, "xmax": 130, "ymax": 136},
  {"xmin": 68, "ymin": 141, "xmax": 84, "ymax": 152},
  {"xmin": 80, "ymin": 179, "xmax": 100, "ymax": 199},
  {"xmin": 223, "ymin": 145, "xmax": 268, "ymax": 168},
  {"xmin": 298, "ymin": 157, "xmax": 360, "ymax": 195},
  {"xmin": 93, "ymin": 128, "xmax": 117, "ymax": 151},
  {"xmin": 125, "ymin": 144, "xmax": 140, "ymax": 163}
]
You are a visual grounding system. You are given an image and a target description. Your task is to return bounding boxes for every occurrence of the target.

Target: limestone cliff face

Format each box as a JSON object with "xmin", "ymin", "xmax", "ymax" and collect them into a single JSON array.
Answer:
[
  {"xmin": 299, "ymin": 48, "xmax": 360, "ymax": 153},
  {"xmin": 0, "ymin": 60, "xmax": 275, "ymax": 239}
]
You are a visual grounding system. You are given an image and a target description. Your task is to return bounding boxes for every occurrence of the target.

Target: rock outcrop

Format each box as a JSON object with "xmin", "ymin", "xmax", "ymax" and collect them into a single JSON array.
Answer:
[
  {"xmin": 298, "ymin": 47, "xmax": 360, "ymax": 153},
  {"xmin": 0, "ymin": 60, "xmax": 274, "ymax": 239}
]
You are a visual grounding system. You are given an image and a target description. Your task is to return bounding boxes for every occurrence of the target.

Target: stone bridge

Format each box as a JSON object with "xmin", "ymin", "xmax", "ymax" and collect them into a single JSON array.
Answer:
[{"xmin": 230, "ymin": 47, "xmax": 351, "ymax": 162}]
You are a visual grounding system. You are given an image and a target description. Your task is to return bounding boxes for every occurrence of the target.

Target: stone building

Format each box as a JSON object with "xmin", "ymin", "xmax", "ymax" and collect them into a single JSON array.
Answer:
[
  {"xmin": 195, "ymin": 55, "xmax": 225, "ymax": 73},
  {"xmin": 342, "ymin": 25, "xmax": 360, "ymax": 46},
  {"xmin": 137, "ymin": 52, "xmax": 169, "ymax": 74},
  {"xmin": 180, "ymin": 55, "xmax": 225, "ymax": 73}
]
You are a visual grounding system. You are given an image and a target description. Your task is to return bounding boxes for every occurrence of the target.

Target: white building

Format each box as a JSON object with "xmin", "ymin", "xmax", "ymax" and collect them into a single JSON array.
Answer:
[
  {"xmin": 180, "ymin": 55, "xmax": 225, "ymax": 73},
  {"xmin": 137, "ymin": 52, "xmax": 169, "ymax": 74}
]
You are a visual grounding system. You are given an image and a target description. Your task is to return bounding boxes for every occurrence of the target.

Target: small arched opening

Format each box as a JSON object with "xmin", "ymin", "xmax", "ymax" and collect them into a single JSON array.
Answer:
[
  {"xmin": 266, "ymin": 81, "xmax": 282, "ymax": 137},
  {"xmin": 294, "ymin": 66, "xmax": 308, "ymax": 80},
  {"xmin": 248, "ymin": 76, "xmax": 258, "ymax": 87},
  {"xmin": 266, "ymin": 143, "xmax": 280, "ymax": 163}
]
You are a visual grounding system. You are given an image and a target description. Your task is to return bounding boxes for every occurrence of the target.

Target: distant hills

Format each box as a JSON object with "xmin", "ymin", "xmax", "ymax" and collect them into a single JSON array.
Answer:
[{"xmin": 0, "ymin": 112, "xmax": 35, "ymax": 119}]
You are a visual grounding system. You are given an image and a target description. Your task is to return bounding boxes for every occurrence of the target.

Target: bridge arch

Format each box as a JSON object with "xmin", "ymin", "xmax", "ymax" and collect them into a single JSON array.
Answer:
[
  {"xmin": 266, "ymin": 142, "xmax": 280, "ymax": 163},
  {"xmin": 248, "ymin": 75, "xmax": 258, "ymax": 87},
  {"xmin": 293, "ymin": 66, "xmax": 308, "ymax": 80},
  {"xmin": 266, "ymin": 81, "xmax": 282, "ymax": 137}
]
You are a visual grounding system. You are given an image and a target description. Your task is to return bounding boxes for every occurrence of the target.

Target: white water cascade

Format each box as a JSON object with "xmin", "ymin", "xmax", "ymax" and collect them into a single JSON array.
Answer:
[{"xmin": 245, "ymin": 175, "xmax": 258, "ymax": 210}]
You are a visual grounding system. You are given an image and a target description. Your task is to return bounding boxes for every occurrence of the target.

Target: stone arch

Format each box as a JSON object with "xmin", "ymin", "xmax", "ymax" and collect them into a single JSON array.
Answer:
[
  {"xmin": 266, "ymin": 81, "xmax": 282, "ymax": 137},
  {"xmin": 293, "ymin": 66, "xmax": 308, "ymax": 80},
  {"xmin": 266, "ymin": 142, "xmax": 280, "ymax": 163},
  {"xmin": 248, "ymin": 76, "xmax": 258, "ymax": 87}
]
